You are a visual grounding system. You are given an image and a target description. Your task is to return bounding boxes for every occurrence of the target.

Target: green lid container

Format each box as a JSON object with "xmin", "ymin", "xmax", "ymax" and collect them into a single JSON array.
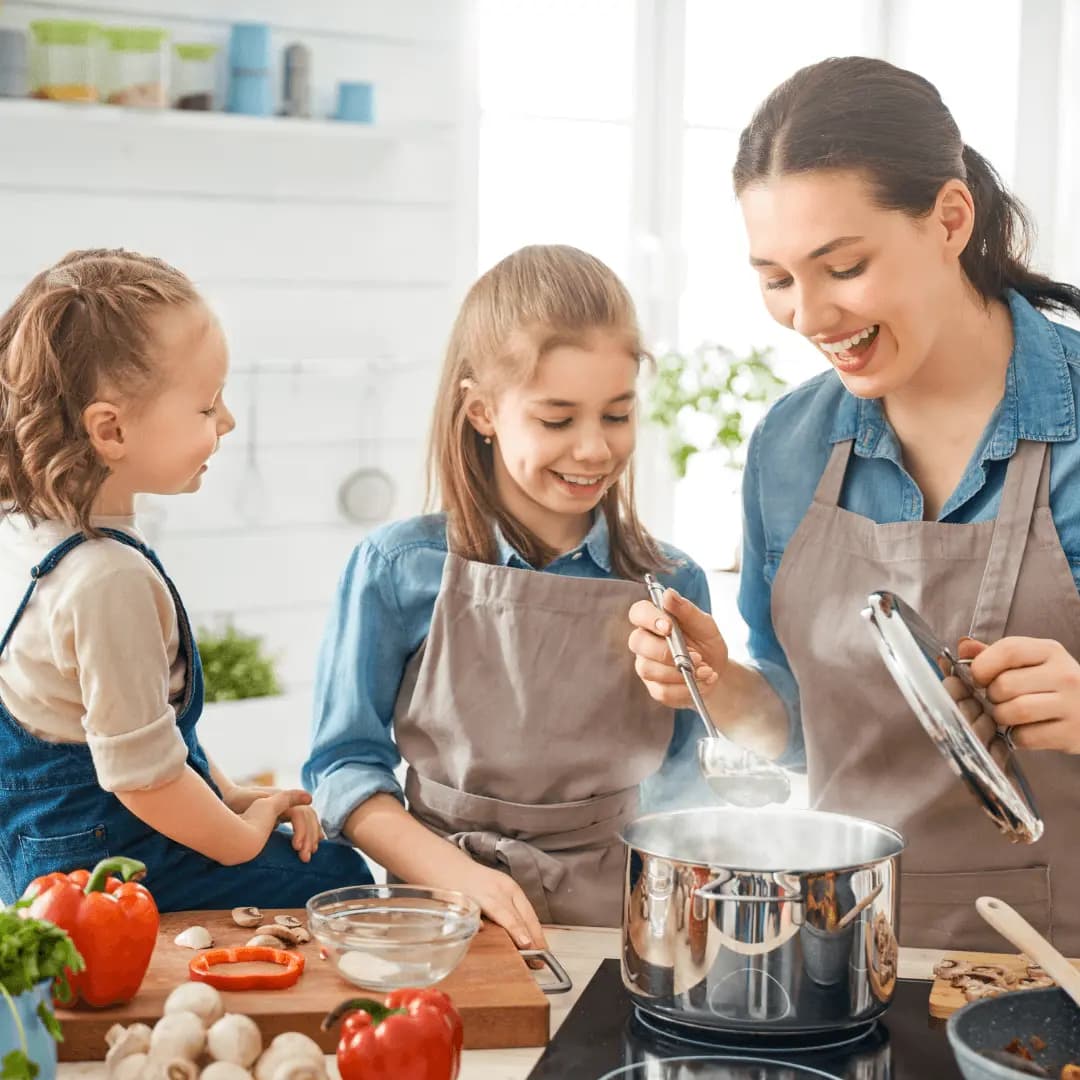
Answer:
[
  {"xmin": 29, "ymin": 20, "xmax": 100, "ymax": 47},
  {"xmin": 174, "ymin": 43, "xmax": 219, "ymax": 62},
  {"xmin": 101, "ymin": 27, "xmax": 168, "ymax": 53}
]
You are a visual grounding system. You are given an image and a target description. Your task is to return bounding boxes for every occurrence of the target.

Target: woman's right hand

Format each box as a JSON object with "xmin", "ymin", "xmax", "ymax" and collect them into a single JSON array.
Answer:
[
  {"xmin": 456, "ymin": 860, "xmax": 548, "ymax": 952},
  {"xmin": 628, "ymin": 587, "xmax": 727, "ymax": 708}
]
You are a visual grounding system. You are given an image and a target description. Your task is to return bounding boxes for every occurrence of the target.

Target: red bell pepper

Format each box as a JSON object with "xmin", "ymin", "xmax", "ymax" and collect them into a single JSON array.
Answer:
[
  {"xmin": 323, "ymin": 988, "xmax": 463, "ymax": 1080},
  {"xmin": 189, "ymin": 946, "xmax": 304, "ymax": 991},
  {"xmin": 22, "ymin": 856, "xmax": 159, "ymax": 1007}
]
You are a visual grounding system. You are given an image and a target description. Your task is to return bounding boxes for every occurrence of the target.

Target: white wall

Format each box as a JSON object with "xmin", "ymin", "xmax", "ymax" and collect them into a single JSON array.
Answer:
[{"xmin": 0, "ymin": 0, "xmax": 476, "ymax": 782}]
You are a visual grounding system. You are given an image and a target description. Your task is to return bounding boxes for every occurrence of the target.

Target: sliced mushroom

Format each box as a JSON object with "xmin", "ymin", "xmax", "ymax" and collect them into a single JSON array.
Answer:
[
  {"xmin": 962, "ymin": 982, "xmax": 1007, "ymax": 1001},
  {"xmin": 273, "ymin": 915, "xmax": 303, "ymax": 929},
  {"xmin": 208, "ymin": 1013, "xmax": 263, "ymax": 1068},
  {"xmin": 254, "ymin": 924, "xmax": 308, "ymax": 946},
  {"xmin": 164, "ymin": 982, "xmax": 225, "ymax": 1028},
  {"xmin": 247, "ymin": 934, "xmax": 287, "ymax": 948},
  {"xmin": 174, "ymin": 925, "xmax": 214, "ymax": 950},
  {"xmin": 232, "ymin": 906, "xmax": 264, "ymax": 928}
]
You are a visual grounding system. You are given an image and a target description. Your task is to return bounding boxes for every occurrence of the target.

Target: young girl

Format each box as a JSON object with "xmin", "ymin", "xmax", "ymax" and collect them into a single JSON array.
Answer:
[
  {"xmin": 304, "ymin": 245, "xmax": 711, "ymax": 948},
  {"xmin": 630, "ymin": 57, "xmax": 1080, "ymax": 952},
  {"xmin": 0, "ymin": 249, "xmax": 372, "ymax": 910}
]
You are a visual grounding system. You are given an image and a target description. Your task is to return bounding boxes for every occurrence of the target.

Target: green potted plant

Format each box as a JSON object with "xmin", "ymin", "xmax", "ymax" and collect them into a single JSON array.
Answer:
[
  {"xmin": 197, "ymin": 625, "xmax": 282, "ymax": 703},
  {"xmin": 646, "ymin": 342, "xmax": 787, "ymax": 570},
  {"xmin": 0, "ymin": 903, "xmax": 83, "ymax": 1080}
]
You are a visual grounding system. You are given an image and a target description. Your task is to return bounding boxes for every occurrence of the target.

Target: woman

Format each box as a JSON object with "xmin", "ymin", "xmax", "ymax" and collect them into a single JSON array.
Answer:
[{"xmin": 629, "ymin": 57, "xmax": 1080, "ymax": 951}]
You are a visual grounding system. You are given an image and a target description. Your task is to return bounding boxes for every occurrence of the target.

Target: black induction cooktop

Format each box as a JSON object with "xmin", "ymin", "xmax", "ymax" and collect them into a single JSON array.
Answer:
[{"xmin": 526, "ymin": 959, "xmax": 961, "ymax": 1079}]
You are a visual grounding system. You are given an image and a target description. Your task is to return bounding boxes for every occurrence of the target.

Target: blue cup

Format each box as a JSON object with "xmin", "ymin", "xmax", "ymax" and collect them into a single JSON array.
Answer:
[
  {"xmin": 228, "ymin": 72, "xmax": 272, "ymax": 116},
  {"xmin": 334, "ymin": 81, "xmax": 374, "ymax": 124}
]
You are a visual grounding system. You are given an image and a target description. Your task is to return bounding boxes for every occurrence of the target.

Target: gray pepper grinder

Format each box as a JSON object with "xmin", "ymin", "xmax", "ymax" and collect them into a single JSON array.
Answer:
[{"xmin": 281, "ymin": 43, "xmax": 311, "ymax": 118}]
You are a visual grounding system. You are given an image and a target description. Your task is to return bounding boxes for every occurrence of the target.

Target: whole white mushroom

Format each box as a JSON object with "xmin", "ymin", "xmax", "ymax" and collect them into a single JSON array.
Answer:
[
  {"xmin": 208, "ymin": 1013, "xmax": 263, "ymax": 1068},
  {"xmin": 202, "ymin": 1062, "xmax": 255, "ymax": 1080},
  {"xmin": 164, "ymin": 982, "xmax": 225, "ymax": 1028},
  {"xmin": 253, "ymin": 1034, "xmax": 326, "ymax": 1080},
  {"xmin": 149, "ymin": 1011, "xmax": 206, "ymax": 1061}
]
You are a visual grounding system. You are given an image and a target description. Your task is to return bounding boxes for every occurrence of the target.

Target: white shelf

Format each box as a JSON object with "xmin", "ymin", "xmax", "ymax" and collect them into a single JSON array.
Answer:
[{"xmin": 0, "ymin": 96, "xmax": 446, "ymax": 141}]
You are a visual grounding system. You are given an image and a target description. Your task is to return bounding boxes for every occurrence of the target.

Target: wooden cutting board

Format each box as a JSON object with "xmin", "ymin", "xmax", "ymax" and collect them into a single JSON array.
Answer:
[
  {"xmin": 55, "ymin": 908, "xmax": 550, "ymax": 1061},
  {"xmin": 928, "ymin": 949, "xmax": 1080, "ymax": 1018}
]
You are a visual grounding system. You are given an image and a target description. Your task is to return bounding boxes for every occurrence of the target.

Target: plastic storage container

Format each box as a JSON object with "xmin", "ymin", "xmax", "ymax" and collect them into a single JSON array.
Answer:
[
  {"xmin": 173, "ymin": 43, "xmax": 218, "ymax": 110},
  {"xmin": 226, "ymin": 22, "xmax": 272, "ymax": 117},
  {"xmin": 0, "ymin": 29, "xmax": 29, "ymax": 98},
  {"xmin": 28, "ymin": 20, "xmax": 99, "ymax": 102},
  {"xmin": 101, "ymin": 28, "xmax": 168, "ymax": 107}
]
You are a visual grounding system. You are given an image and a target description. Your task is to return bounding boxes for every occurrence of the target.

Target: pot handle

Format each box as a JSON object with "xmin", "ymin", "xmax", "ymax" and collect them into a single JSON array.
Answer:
[
  {"xmin": 695, "ymin": 878, "xmax": 804, "ymax": 904},
  {"xmin": 519, "ymin": 948, "xmax": 573, "ymax": 994}
]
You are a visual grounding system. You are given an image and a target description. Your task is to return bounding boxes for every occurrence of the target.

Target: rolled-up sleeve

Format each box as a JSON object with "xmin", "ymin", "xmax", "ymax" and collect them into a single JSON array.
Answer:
[
  {"xmin": 72, "ymin": 568, "xmax": 189, "ymax": 792},
  {"xmin": 738, "ymin": 422, "xmax": 805, "ymax": 770},
  {"xmin": 303, "ymin": 540, "xmax": 410, "ymax": 840}
]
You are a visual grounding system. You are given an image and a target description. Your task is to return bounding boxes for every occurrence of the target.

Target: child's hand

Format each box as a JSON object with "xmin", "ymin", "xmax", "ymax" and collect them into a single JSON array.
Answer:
[
  {"xmin": 285, "ymin": 804, "xmax": 322, "ymax": 863},
  {"xmin": 240, "ymin": 789, "xmax": 312, "ymax": 848}
]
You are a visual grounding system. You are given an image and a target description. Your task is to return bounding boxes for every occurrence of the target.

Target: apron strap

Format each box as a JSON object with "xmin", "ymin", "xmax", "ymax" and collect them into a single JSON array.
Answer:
[
  {"xmin": 812, "ymin": 441, "xmax": 854, "ymax": 508},
  {"xmin": 968, "ymin": 440, "xmax": 1048, "ymax": 642}
]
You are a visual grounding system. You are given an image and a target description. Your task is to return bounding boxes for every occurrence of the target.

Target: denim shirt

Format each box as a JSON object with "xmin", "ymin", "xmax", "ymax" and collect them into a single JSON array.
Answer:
[
  {"xmin": 739, "ymin": 290, "xmax": 1080, "ymax": 770},
  {"xmin": 303, "ymin": 512, "xmax": 712, "ymax": 840}
]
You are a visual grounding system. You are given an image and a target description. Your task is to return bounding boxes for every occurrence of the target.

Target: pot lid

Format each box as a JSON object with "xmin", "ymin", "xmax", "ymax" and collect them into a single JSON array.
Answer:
[{"xmin": 861, "ymin": 590, "xmax": 1043, "ymax": 845}]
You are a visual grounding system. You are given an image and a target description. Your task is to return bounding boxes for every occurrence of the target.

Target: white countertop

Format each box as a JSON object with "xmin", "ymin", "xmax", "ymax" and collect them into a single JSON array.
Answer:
[{"xmin": 57, "ymin": 927, "xmax": 944, "ymax": 1080}]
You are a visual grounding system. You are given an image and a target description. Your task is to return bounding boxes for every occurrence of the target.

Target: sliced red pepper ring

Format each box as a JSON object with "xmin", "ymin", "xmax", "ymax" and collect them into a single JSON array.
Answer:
[{"xmin": 189, "ymin": 946, "xmax": 305, "ymax": 991}]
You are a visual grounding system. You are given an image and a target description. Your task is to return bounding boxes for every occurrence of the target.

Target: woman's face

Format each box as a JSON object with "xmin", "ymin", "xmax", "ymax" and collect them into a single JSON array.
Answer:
[{"xmin": 739, "ymin": 169, "xmax": 971, "ymax": 399}]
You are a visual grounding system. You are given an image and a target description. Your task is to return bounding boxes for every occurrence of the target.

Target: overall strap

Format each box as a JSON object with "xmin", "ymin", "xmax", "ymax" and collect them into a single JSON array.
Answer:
[{"xmin": 0, "ymin": 533, "xmax": 90, "ymax": 660}]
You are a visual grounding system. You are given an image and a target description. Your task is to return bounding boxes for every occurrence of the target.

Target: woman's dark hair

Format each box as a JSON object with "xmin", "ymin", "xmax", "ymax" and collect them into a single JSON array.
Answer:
[{"xmin": 733, "ymin": 56, "xmax": 1080, "ymax": 319}]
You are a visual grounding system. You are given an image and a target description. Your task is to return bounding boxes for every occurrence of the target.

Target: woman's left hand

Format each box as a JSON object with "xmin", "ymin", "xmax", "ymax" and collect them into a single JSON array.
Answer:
[{"xmin": 959, "ymin": 635, "xmax": 1080, "ymax": 752}]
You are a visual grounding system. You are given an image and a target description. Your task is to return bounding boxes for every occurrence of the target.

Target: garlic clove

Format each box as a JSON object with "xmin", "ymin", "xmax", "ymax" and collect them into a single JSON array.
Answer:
[{"xmin": 174, "ymin": 925, "xmax": 214, "ymax": 949}]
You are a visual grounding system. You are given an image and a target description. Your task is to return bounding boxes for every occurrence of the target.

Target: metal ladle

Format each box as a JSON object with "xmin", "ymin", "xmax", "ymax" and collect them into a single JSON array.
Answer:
[{"xmin": 644, "ymin": 575, "xmax": 790, "ymax": 808}]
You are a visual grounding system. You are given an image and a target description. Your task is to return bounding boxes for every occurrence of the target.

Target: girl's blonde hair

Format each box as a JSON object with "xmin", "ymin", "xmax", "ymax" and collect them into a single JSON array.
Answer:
[
  {"xmin": 427, "ymin": 244, "xmax": 669, "ymax": 579},
  {"xmin": 0, "ymin": 248, "xmax": 200, "ymax": 534}
]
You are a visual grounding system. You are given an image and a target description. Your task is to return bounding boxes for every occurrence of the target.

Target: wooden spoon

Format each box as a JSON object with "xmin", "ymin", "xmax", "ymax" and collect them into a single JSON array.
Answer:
[
  {"xmin": 976, "ymin": 895, "xmax": 1080, "ymax": 1007},
  {"xmin": 836, "ymin": 883, "xmax": 884, "ymax": 931}
]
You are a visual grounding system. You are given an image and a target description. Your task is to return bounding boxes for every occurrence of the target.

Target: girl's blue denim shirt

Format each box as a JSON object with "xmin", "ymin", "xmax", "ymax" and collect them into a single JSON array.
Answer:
[
  {"xmin": 303, "ymin": 511, "xmax": 712, "ymax": 840},
  {"xmin": 740, "ymin": 290, "xmax": 1080, "ymax": 769}
]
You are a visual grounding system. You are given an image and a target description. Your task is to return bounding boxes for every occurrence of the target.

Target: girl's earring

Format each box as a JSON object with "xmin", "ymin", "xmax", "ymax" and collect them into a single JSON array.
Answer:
[{"xmin": 484, "ymin": 436, "xmax": 492, "ymax": 445}]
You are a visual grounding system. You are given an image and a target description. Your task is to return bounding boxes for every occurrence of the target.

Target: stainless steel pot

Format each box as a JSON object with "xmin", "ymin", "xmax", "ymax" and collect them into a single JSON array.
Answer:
[{"xmin": 622, "ymin": 807, "xmax": 904, "ymax": 1033}]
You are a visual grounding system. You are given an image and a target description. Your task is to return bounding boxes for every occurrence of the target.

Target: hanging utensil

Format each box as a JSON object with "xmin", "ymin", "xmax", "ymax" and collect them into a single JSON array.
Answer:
[{"xmin": 644, "ymin": 575, "xmax": 790, "ymax": 808}]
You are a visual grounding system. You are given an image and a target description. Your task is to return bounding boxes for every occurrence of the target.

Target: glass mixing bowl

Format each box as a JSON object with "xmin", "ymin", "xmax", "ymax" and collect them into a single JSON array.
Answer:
[{"xmin": 307, "ymin": 884, "xmax": 481, "ymax": 991}]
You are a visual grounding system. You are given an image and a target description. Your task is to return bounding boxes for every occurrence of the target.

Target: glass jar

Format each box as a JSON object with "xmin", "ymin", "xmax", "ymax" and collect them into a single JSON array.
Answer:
[
  {"xmin": 101, "ymin": 28, "xmax": 168, "ymax": 107},
  {"xmin": 29, "ymin": 20, "xmax": 99, "ymax": 102},
  {"xmin": 173, "ymin": 43, "xmax": 218, "ymax": 110}
]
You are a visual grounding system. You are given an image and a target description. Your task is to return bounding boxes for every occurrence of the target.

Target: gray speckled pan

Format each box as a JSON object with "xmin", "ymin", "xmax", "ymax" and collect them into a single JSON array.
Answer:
[{"xmin": 948, "ymin": 987, "xmax": 1080, "ymax": 1079}]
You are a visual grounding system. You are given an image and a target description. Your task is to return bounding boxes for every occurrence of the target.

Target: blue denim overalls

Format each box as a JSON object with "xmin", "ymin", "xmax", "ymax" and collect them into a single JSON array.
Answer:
[{"xmin": 0, "ymin": 528, "xmax": 372, "ymax": 909}]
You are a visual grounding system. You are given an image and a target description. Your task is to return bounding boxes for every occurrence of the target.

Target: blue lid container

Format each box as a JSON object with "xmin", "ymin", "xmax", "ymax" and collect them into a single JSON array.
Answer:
[{"xmin": 227, "ymin": 22, "xmax": 271, "ymax": 73}]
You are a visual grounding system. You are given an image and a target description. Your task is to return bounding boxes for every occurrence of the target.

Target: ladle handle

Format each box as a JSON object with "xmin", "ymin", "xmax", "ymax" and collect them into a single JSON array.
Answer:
[
  {"xmin": 976, "ymin": 895, "xmax": 1080, "ymax": 1006},
  {"xmin": 644, "ymin": 574, "xmax": 720, "ymax": 739}
]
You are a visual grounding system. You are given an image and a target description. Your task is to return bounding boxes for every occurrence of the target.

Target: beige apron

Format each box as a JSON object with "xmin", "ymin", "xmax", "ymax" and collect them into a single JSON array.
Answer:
[
  {"xmin": 772, "ymin": 438, "xmax": 1080, "ymax": 951},
  {"xmin": 393, "ymin": 552, "xmax": 672, "ymax": 927}
]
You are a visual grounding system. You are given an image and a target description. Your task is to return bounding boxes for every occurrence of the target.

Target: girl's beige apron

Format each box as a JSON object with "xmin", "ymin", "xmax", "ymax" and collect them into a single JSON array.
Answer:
[
  {"xmin": 772, "ymin": 438, "xmax": 1080, "ymax": 951},
  {"xmin": 393, "ymin": 553, "xmax": 672, "ymax": 927}
]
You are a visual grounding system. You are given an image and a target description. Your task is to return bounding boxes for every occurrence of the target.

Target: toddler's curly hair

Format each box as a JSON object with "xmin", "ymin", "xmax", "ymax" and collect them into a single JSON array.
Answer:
[{"xmin": 0, "ymin": 248, "xmax": 199, "ymax": 533}]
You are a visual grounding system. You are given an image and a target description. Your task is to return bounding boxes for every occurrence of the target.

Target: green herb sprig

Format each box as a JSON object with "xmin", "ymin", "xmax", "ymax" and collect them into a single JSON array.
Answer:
[
  {"xmin": 196, "ymin": 625, "xmax": 281, "ymax": 703},
  {"xmin": 0, "ymin": 902, "xmax": 83, "ymax": 1080}
]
